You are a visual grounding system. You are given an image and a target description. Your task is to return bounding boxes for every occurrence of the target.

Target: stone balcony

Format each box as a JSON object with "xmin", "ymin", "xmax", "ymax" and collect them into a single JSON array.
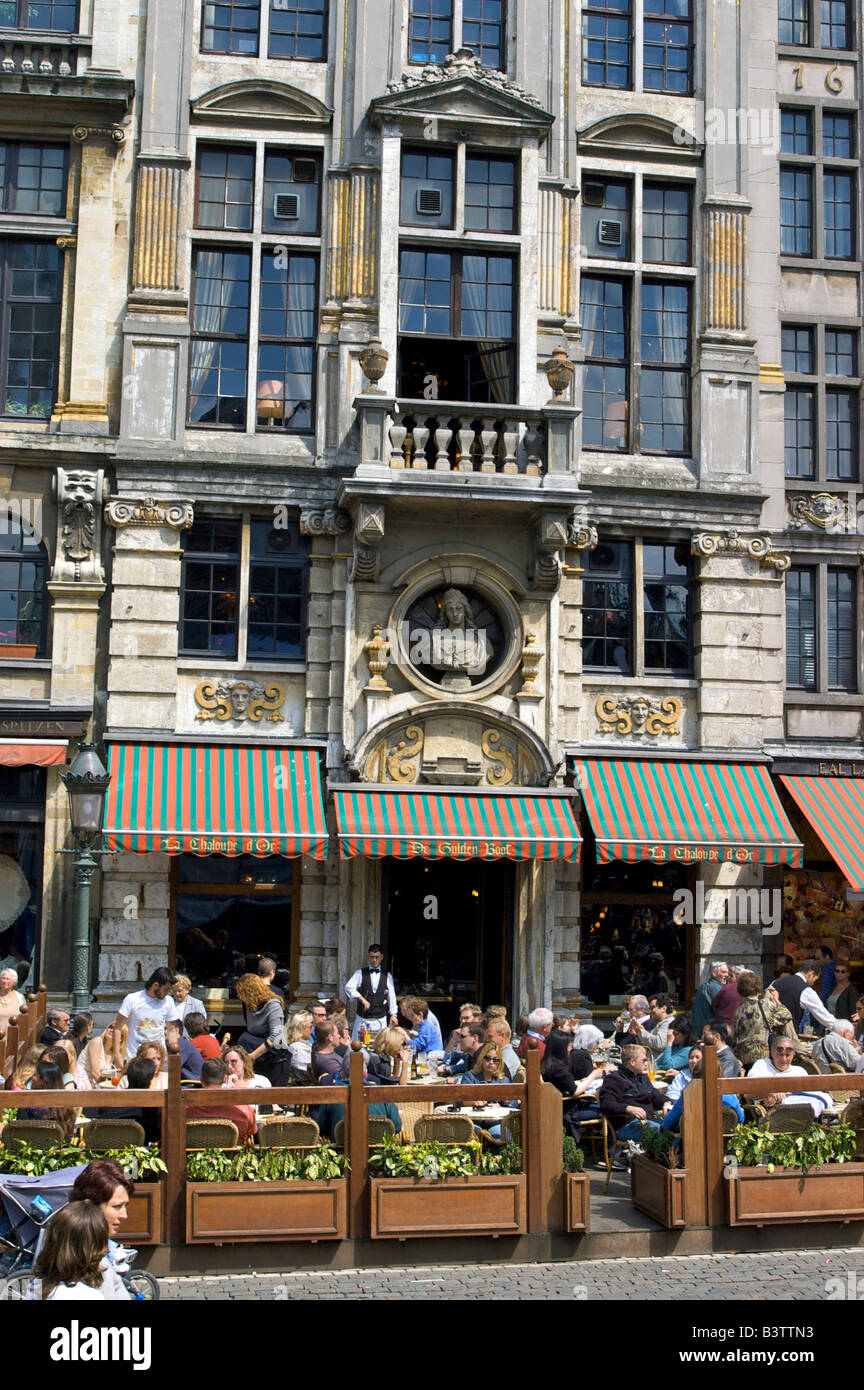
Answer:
[
  {"xmin": 0, "ymin": 29, "xmax": 89, "ymax": 76},
  {"xmin": 353, "ymin": 395, "xmax": 580, "ymax": 479}
]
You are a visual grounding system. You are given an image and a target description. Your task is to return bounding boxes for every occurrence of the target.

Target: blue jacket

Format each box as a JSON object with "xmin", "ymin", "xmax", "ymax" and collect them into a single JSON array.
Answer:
[
  {"xmin": 408, "ymin": 1016, "xmax": 443, "ymax": 1053},
  {"xmin": 663, "ymin": 1092, "xmax": 744, "ymax": 1131}
]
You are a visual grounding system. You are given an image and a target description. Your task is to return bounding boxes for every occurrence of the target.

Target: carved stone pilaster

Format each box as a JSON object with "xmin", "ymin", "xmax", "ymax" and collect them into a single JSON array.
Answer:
[
  {"xmin": 130, "ymin": 156, "xmax": 188, "ymax": 302},
  {"xmin": 299, "ymin": 506, "xmax": 351, "ymax": 537},
  {"xmin": 702, "ymin": 199, "xmax": 749, "ymax": 336},
  {"xmin": 104, "ymin": 496, "xmax": 194, "ymax": 530},
  {"xmin": 691, "ymin": 530, "xmax": 790, "ymax": 573},
  {"xmin": 325, "ymin": 167, "xmax": 379, "ymax": 317},
  {"xmin": 51, "ymin": 469, "xmax": 107, "ymax": 584}
]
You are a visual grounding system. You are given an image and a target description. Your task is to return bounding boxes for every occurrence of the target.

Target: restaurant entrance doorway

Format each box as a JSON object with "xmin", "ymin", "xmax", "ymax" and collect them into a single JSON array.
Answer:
[{"xmin": 381, "ymin": 858, "xmax": 514, "ymax": 1035}]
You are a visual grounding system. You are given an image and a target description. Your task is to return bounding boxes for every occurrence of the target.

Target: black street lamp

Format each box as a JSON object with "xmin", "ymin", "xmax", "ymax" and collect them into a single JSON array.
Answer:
[{"xmin": 60, "ymin": 743, "xmax": 110, "ymax": 1012}]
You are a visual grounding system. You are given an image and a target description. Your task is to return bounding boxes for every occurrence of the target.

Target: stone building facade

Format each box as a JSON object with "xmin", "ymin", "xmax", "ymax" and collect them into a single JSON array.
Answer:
[{"xmin": 0, "ymin": 1, "xmax": 861, "ymax": 1020}]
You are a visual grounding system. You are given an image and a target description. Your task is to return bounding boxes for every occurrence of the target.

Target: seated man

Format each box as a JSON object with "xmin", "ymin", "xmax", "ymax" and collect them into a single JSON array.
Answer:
[
  {"xmin": 627, "ymin": 994, "xmax": 675, "ymax": 1060},
  {"xmin": 185, "ymin": 1012, "xmax": 221, "ymax": 1061},
  {"xmin": 613, "ymin": 996, "xmax": 650, "ymax": 1047},
  {"xmin": 164, "ymin": 1018, "xmax": 203, "ymax": 1081},
  {"xmin": 95, "ymin": 1056, "xmax": 162, "ymax": 1145},
  {"xmin": 310, "ymin": 1021, "xmax": 343, "ymax": 1079},
  {"xmin": 599, "ymin": 1044, "xmax": 668, "ymax": 1148},
  {"xmin": 400, "ymin": 996, "xmax": 443, "ymax": 1054},
  {"xmin": 186, "ymin": 1057, "xmax": 257, "ymax": 1142},
  {"xmin": 746, "ymin": 1035, "xmax": 832, "ymax": 1117},
  {"xmin": 441, "ymin": 1022, "xmax": 486, "ymax": 1078},
  {"xmin": 443, "ymin": 1003, "xmax": 483, "ymax": 1057},
  {"xmin": 485, "ymin": 1018, "xmax": 520, "ymax": 1080},
  {"xmin": 700, "ymin": 1022, "xmax": 743, "ymax": 1078},
  {"xmin": 812, "ymin": 1018, "xmax": 860, "ymax": 1073}
]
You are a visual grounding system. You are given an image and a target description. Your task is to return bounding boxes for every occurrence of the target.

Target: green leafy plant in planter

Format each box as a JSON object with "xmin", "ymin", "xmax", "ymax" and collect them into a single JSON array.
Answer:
[
  {"xmin": 727, "ymin": 1121, "xmax": 855, "ymax": 1176},
  {"xmin": 639, "ymin": 1125, "xmax": 681, "ymax": 1170},
  {"xmin": 0, "ymin": 1142, "xmax": 166, "ymax": 1179},
  {"xmin": 368, "ymin": 1136, "xmax": 522, "ymax": 1178},
  {"xmin": 184, "ymin": 1144, "xmax": 348, "ymax": 1182},
  {"xmin": 477, "ymin": 1143, "xmax": 523, "ymax": 1175},
  {"xmin": 562, "ymin": 1134, "xmax": 584, "ymax": 1173}
]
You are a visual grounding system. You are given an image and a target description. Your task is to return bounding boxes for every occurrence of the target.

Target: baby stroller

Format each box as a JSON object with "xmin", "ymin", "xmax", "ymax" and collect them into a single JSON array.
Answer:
[{"xmin": 0, "ymin": 1167, "xmax": 158, "ymax": 1300}]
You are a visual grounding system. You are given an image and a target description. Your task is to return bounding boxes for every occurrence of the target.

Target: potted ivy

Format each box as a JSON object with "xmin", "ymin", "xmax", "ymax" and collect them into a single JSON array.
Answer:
[
  {"xmin": 562, "ymin": 1135, "xmax": 590, "ymax": 1233},
  {"xmin": 725, "ymin": 1120, "xmax": 864, "ymax": 1226},
  {"xmin": 184, "ymin": 1144, "xmax": 349, "ymax": 1243},
  {"xmin": 368, "ymin": 1137, "xmax": 526, "ymax": 1240},
  {"xmin": 630, "ymin": 1126, "xmax": 689, "ymax": 1229}
]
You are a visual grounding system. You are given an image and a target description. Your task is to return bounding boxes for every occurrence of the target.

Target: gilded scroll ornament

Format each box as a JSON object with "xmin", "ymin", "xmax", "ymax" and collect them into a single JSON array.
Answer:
[
  {"xmin": 788, "ymin": 493, "xmax": 851, "ymax": 532},
  {"xmin": 195, "ymin": 680, "xmax": 286, "ymax": 724},
  {"xmin": 595, "ymin": 695, "xmax": 682, "ymax": 737},
  {"xmin": 385, "ymin": 725, "xmax": 424, "ymax": 783},
  {"xmin": 481, "ymin": 728, "xmax": 516, "ymax": 785}
]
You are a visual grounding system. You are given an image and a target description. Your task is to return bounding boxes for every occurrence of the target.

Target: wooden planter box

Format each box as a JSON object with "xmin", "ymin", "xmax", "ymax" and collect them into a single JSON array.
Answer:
[
  {"xmin": 563, "ymin": 1171, "xmax": 590, "ymax": 1233},
  {"xmin": 630, "ymin": 1154, "xmax": 688, "ymax": 1229},
  {"xmin": 185, "ymin": 1179, "xmax": 347, "ymax": 1243},
  {"xmin": 2, "ymin": 644, "xmax": 37, "ymax": 659},
  {"xmin": 370, "ymin": 1174, "xmax": 526, "ymax": 1240},
  {"xmin": 118, "ymin": 1179, "xmax": 164, "ymax": 1245},
  {"xmin": 727, "ymin": 1163, "xmax": 864, "ymax": 1227}
]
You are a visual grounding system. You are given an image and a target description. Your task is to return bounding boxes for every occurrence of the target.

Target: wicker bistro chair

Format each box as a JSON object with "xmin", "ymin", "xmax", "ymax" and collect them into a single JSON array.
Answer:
[
  {"xmin": 797, "ymin": 1055, "xmax": 823, "ymax": 1076},
  {"xmin": 257, "ymin": 1115, "xmax": 319, "ymax": 1149},
  {"xmin": 395, "ymin": 1099, "xmax": 433, "ymax": 1141},
  {"xmin": 1, "ymin": 1120, "xmax": 67, "ymax": 1151},
  {"xmin": 579, "ymin": 1114, "xmax": 610, "ymax": 1168},
  {"xmin": 414, "ymin": 1113, "xmax": 475, "ymax": 1145},
  {"xmin": 841, "ymin": 1099, "xmax": 864, "ymax": 1158},
  {"xmin": 185, "ymin": 1119, "xmax": 239, "ymax": 1150},
  {"xmin": 80, "ymin": 1119, "xmax": 146, "ymax": 1150},
  {"xmin": 761, "ymin": 1104, "xmax": 816, "ymax": 1134},
  {"xmin": 500, "ymin": 1112, "xmax": 521, "ymax": 1147},
  {"xmin": 332, "ymin": 1116, "xmax": 397, "ymax": 1149}
]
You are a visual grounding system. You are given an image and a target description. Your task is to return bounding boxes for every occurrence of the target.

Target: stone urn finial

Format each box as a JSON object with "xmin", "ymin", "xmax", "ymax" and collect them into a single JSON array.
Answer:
[
  {"xmin": 544, "ymin": 346, "xmax": 575, "ymax": 401},
  {"xmin": 360, "ymin": 337, "xmax": 389, "ymax": 393}
]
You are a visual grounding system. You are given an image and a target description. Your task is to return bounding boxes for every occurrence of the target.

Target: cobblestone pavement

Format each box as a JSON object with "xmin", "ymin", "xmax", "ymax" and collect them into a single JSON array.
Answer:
[{"xmin": 157, "ymin": 1248, "xmax": 864, "ymax": 1300}]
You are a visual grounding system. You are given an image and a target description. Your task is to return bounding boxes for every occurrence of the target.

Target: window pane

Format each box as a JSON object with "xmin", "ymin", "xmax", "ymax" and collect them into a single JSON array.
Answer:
[
  {"xmin": 786, "ymin": 568, "xmax": 816, "ymax": 689},
  {"xmin": 464, "ymin": 154, "xmax": 516, "ymax": 232},
  {"xmin": 641, "ymin": 281, "xmax": 689, "ymax": 364},
  {"xmin": 582, "ymin": 540, "xmax": 632, "ymax": 672},
  {"xmin": 582, "ymin": 2, "xmax": 631, "ymax": 87},
  {"xmin": 824, "ymin": 171, "xmax": 854, "ymax": 258},
  {"xmin": 784, "ymin": 387, "xmax": 815, "ymax": 478},
  {"xmin": 825, "ymin": 328, "xmax": 857, "ymax": 376},
  {"xmin": 248, "ymin": 523, "xmax": 308, "ymax": 660},
  {"xmin": 780, "ymin": 166, "xmax": 812, "ymax": 254},
  {"xmin": 823, "ymin": 113, "xmax": 855, "ymax": 158},
  {"xmin": 262, "ymin": 151, "xmax": 321, "ymax": 235},
  {"xmin": 2, "ymin": 241, "xmax": 61, "ymax": 419},
  {"xmin": 640, "ymin": 369, "xmax": 688, "ymax": 454},
  {"xmin": 268, "ymin": 0, "xmax": 327, "ymax": 60},
  {"xmin": 195, "ymin": 146, "xmax": 254, "ymax": 231},
  {"xmin": 180, "ymin": 521, "xmax": 242, "ymax": 655},
  {"xmin": 821, "ymin": 0, "xmax": 851, "ymax": 48},
  {"xmin": 202, "ymin": 0, "xmax": 260, "ymax": 53},
  {"xmin": 460, "ymin": 255, "xmax": 514, "ymax": 339},
  {"xmin": 400, "ymin": 147, "xmax": 455, "ymax": 229},
  {"xmin": 778, "ymin": 0, "xmax": 809, "ymax": 43},
  {"xmin": 642, "ymin": 183, "xmax": 690, "ymax": 263},
  {"xmin": 780, "ymin": 107, "xmax": 813, "ymax": 154},
  {"xmin": 189, "ymin": 249, "xmax": 250, "ymax": 428},
  {"xmin": 408, "ymin": 0, "xmax": 452, "ymax": 63},
  {"xmin": 643, "ymin": 0, "xmax": 692, "ymax": 94},
  {"xmin": 825, "ymin": 388, "xmax": 857, "ymax": 480},
  {"xmin": 462, "ymin": 0, "xmax": 505, "ymax": 69},
  {"xmin": 399, "ymin": 249, "xmax": 452, "ymax": 335},
  {"xmin": 581, "ymin": 178, "xmax": 630, "ymax": 260},
  {"xmin": 17, "ymin": 0, "xmax": 77, "ymax": 31},
  {"xmin": 827, "ymin": 568, "xmax": 857, "ymax": 690},
  {"xmin": 781, "ymin": 325, "xmax": 814, "ymax": 373}
]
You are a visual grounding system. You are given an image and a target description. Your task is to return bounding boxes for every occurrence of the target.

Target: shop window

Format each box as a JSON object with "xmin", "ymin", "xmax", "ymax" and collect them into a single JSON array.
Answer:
[
  {"xmin": 582, "ymin": 0, "xmax": 693, "ymax": 95},
  {"xmin": 190, "ymin": 144, "xmax": 321, "ymax": 432},
  {"xmin": 201, "ymin": 0, "xmax": 328, "ymax": 60},
  {"xmin": 0, "ymin": 768, "xmax": 45, "ymax": 987},
  {"xmin": 174, "ymin": 854, "xmax": 297, "ymax": 997},
  {"xmin": 0, "ymin": 0, "xmax": 77, "ymax": 30},
  {"xmin": 181, "ymin": 514, "xmax": 309, "ymax": 663},
  {"xmin": 582, "ymin": 537, "xmax": 693, "ymax": 676},
  {"xmin": 782, "ymin": 322, "xmax": 859, "ymax": 482},
  {"xmin": 0, "ymin": 515, "xmax": 49, "ymax": 653},
  {"xmin": 408, "ymin": 0, "xmax": 506, "ymax": 70}
]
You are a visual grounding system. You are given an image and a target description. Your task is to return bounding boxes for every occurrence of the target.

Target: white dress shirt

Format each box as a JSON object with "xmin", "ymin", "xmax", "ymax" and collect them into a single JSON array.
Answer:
[
  {"xmin": 345, "ymin": 966, "xmax": 397, "ymax": 1038},
  {"xmin": 798, "ymin": 980, "xmax": 845, "ymax": 1033}
]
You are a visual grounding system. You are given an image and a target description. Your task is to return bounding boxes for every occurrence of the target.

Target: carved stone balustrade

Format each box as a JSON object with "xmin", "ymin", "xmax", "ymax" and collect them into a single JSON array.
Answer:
[
  {"xmin": 353, "ymin": 396, "xmax": 579, "ymax": 477},
  {"xmin": 0, "ymin": 31, "xmax": 89, "ymax": 76}
]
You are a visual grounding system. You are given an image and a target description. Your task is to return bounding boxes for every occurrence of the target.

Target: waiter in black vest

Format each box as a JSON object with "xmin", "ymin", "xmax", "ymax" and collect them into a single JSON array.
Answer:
[
  {"xmin": 771, "ymin": 958, "xmax": 845, "ymax": 1036},
  {"xmin": 345, "ymin": 943, "xmax": 398, "ymax": 1041}
]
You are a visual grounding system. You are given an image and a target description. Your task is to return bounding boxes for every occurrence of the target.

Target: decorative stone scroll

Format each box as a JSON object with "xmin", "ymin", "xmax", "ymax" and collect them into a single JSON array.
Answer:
[
  {"xmin": 194, "ymin": 679, "xmax": 286, "ymax": 724},
  {"xmin": 299, "ymin": 506, "xmax": 351, "ymax": 537},
  {"xmin": 73, "ymin": 124, "xmax": 126, "ymax": 146},
  {"xmin": 788, "ymin": 493, "xmax": 852, "ymax": 533},
  {"xmin": 481, "ymin": 728, "xmax": 515, "ymax": 785},
  {"xmin": 691, "ymin": 530, "xmax": 790, "ymax": 573},
  {"xmin": 595, "ymin": 695, "xmax": 682, "ymax": 737},
  {"xmin": 567, "ymin": 518, "xmax": 599, "ymax": 551},
  {"xmin": 104, "ymin": 496, "xmax": 194, "ymax": 530}
]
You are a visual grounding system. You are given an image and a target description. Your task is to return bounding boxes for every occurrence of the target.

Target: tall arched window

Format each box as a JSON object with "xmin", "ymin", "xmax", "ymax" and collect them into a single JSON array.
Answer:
[{"xmin": 0, "ymin": 517, "xmax": 49, "ymax": 654}]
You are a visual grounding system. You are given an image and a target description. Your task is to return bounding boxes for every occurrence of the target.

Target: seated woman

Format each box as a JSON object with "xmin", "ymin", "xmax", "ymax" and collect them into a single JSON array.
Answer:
[
  {"xmin": 222, "ymin": 1044, "xmax": 272, "ymax": 1090},
  {"xmin": 541, "ymin": 1029, "xmax": 605, "ymax": 1141},
  {"xmin": 77, "ymin": 1021, "xmax": 124, "ymax": 1089},
  {"xmin": 43, "ymin": 1042, "xmax": 78, "ymax": 1089},
  {"xmin": 118, "ymin": 1041, "xmax": 168, "ymax": 1090},
  {"xmin": 662, "ymin": 1049, "xmax": 745, "ymax": 1132},
  {"xmin": 19, "ymin": 1059, "xmax": 77, "ymax": 1138},
  {"xmin": 8, "ymin": 1043, "xmax": 46, "ymax": 1091},
  {"xmin": 284, "ymin": 1009, "xmax": 314, "ymax": 1077},
  {"xmin": 664, "ymin": 1046, "xmax": 703, "ymax": 1106},
  {"xmin": 655, "ymin": 1017, "xmax": 698, "ymax": 1072},
  {"xmin": 369, "ymin": 1027, "xmax": 412, "ymax": 1084},
  {"xmin": 458, "ymin": 1042, "xmax": 507, "ymax": 1086},
  {"xmin": 32, "ymin": 1202, "xmax": 110, "ymax": 1302}
]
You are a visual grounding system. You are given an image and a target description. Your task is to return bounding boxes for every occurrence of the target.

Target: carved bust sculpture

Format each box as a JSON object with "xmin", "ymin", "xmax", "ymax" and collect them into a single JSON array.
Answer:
[{"xmin": 429, "ymin": 588, "xmax": 491, "ymax": 687}]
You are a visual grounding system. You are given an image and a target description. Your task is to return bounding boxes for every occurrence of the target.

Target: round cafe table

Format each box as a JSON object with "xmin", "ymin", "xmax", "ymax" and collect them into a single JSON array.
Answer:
[{"xmin": 433, "ymin": 1103, "xmax": 514, "ymax": 1124}]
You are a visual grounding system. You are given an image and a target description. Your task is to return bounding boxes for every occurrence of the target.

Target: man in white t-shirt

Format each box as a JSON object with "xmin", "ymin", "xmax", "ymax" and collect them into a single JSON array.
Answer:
[
  {"xmin": 746, "ymin": 1036, "xmax": 831, "ymax": 1117},
  {"xmin": 115, "ymin": 966, "xmax": 177, "ymax": 1060}
]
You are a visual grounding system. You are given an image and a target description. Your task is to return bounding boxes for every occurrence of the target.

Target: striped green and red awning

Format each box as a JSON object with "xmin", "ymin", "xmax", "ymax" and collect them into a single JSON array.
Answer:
[
  {"xmin": 575, "ymin": 759, "xmax": 803, "ymax": 867},
  {"xmin": 779, "ymin": 776, "xmax": 864, "ymax": 892},
  {"xmin": 105, "ymin": 744, "xmax": 328, "ymax": 858},
  {"xmin": 333, "ymin": 787, "xmax": 581, "ymax": 861}
]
